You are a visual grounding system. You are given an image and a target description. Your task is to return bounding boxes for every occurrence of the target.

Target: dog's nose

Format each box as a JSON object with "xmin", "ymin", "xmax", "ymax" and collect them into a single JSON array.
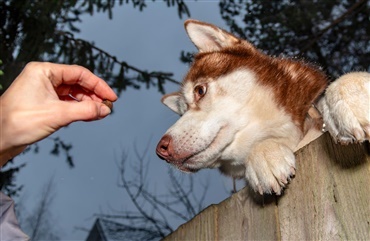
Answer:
[{"xmin": 156, "ymin": 135, "xmax": 172, "ymax": 161}]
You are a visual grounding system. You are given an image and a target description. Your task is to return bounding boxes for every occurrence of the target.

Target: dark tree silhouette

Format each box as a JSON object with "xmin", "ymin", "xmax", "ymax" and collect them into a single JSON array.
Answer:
[
  {"xmin": 0, "ymin": 0, "xmax": 186, "ymax": 95},
  {"xmin": 218, "ymin": 0, "xmax": 370, "ymax": 78},
  {"xmin": 16, "ymin": 177, "xmax": 60, "ymax": 240},
  {"xmin": 91, "ymin": 143, "xmax": 209, "ymax": 240},
  {"xmin": 109, "ymin": 1, "xmax": 369, "ymax": 238},
  {"xmin": 1, "ymin": 1, "xmax": 369, "ymax": 239},
  {"xmin": 0, "ymin": 0, "xmax": 188, "ymax": 197}
]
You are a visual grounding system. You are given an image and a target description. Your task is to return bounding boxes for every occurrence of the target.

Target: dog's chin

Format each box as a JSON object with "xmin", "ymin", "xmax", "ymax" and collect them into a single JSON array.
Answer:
[
  {"xmin": 173, "ymin": 154, "xmax": 212, "ymax": 173},
  {"xmin": 177, "ymin": 164, "xmax": 199, "ymax": 173},
  {"xmin": 178, "ymin": 154, "xmax": 220, "ymax": 173}
]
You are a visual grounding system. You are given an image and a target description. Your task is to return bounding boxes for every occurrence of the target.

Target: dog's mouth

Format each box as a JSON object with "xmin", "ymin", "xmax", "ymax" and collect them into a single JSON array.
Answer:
[
  {"xmin": 156, "ymin": 145, "xmax": 203, "ymax": 173},
  {"xmin": 158, "ymin": 125, "xmax": 228, "ymax": 173}
]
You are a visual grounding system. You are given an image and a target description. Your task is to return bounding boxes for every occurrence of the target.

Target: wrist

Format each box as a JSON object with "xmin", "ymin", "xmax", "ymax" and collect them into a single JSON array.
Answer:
[{"xmin": 0, "ymin": 97, "xmax": 26, "ymax": 165}]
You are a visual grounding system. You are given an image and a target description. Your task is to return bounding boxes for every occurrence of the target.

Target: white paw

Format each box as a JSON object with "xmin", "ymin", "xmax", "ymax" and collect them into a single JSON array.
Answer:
[
  {"xmin": 317, "ymin": 72, "xmax": 370, "ymax": 144},
  {"xmin": 245, "ymin": 141, "xmax": 296, "ymax": 195}
]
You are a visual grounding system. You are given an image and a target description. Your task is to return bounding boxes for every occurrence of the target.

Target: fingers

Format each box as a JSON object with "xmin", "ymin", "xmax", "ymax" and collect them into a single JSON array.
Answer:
[
  {"xmin": 57, "ymin": 100, "xmax": 112, "ymax": 125},
  {"xmin": 56, "ymin": 63, "xmax": 117, "ymax": 101},
  {"xmin": 56, "ymin": 84, "xmax": 104, "ymax": 102},
  {"xmin": 0, "ymin": 62, "xmax": 117, "ymax": 165},
  {"xmin": 29, "ymin": 62, "xmax": 118, "ymax": 101}
]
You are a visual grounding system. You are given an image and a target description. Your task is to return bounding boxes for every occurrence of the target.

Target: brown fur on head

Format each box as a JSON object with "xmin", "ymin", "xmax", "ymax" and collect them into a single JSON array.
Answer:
[
  {"xmin": 157, "ymin": 19, "xmax": 331, "ymax": 195},
  {"xmin": 184, "ymin": 19, "xmax": 328, "ymax": 131}
]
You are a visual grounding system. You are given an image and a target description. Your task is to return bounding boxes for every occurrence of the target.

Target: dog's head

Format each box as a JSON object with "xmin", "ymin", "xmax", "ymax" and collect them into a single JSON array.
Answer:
[{"xmin": 156, "ymin": 20, "xmax": 327, "ymax": 174}]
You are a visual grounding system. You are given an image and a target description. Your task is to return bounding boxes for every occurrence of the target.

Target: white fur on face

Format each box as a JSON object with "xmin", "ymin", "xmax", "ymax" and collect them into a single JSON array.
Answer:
[
  {"xmin": 158, "ymin": 19, "xmax": 370, "ymax": 195},
  {"xmin": 163, "ymin": 69, "xmax": 301, "ymax": 175}
]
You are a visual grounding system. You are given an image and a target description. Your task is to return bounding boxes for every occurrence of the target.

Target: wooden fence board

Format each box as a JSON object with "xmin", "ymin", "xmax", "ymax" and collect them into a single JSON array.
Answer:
[{"xmin": 163, "ymin": 133, "xmax": 370, "ymax": 241}]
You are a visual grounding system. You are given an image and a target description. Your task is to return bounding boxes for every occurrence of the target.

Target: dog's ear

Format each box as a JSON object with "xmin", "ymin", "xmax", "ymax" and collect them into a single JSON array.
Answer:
[
  {"xmin": 161, "ymin": 92, "xmax": 188, "ymax": 115},
  {"xmin": 184, "ymin": 19, "xmax": 241, "ymax": 52}
]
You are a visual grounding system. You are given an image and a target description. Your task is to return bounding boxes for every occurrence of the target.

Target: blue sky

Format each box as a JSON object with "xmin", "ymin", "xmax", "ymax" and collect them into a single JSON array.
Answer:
[{"xmin": 10, "ymin": 2, "xmax": 244, "ymax": 240}]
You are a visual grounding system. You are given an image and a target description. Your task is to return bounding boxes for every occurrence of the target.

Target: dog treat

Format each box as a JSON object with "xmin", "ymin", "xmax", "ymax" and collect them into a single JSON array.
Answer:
[{"xmin": 102, "ymin": 99, "xmax": 113, "ymax": 110}]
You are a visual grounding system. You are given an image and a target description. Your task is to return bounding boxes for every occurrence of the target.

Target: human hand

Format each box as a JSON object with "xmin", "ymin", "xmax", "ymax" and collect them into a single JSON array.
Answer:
[{"xmin": 0, "ymin": 62, "xmax": 118, "ymax": 165}]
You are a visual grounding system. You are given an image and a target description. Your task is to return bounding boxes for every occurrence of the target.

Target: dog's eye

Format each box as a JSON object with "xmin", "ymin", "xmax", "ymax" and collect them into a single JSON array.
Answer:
[{"xmin": 194, "ymin": 84, "xmax": 207, "ymax": 101}]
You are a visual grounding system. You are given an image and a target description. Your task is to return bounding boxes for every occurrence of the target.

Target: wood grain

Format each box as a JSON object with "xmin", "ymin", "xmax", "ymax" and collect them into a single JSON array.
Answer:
[{"xmin": 163, "ymin": 133, "xmax": 370, "ymax": 241}]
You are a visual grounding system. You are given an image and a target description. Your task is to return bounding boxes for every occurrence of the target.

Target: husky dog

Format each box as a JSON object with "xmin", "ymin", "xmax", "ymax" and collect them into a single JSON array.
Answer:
[{"xmin": 156, "ymin": 19, "xmax": 370, "ymax": 195}]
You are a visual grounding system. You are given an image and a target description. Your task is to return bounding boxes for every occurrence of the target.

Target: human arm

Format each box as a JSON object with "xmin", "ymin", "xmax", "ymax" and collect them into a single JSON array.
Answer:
[{"xmin": 0, "ymin": 62, "xmax": 118, "ymax": 166}]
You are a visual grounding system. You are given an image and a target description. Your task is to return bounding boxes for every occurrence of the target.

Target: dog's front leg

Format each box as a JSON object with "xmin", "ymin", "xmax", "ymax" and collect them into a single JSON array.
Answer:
[
  {"xmin": 317, "ymin": 72, "xmax": 370, "ymax": 144},
  {"xmin": 244, "ymin": 139, "xmax": 296, "ymax": 195}
]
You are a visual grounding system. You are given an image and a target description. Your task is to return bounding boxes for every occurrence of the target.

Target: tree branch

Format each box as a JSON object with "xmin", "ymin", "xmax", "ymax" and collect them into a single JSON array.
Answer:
[
  {"xmin": 300, "ymin": 0, "xmax": 367, "ymax": 53},
  {"xmin": 55, "ymin": 30, "xmax": 181, "ymax": 86}
]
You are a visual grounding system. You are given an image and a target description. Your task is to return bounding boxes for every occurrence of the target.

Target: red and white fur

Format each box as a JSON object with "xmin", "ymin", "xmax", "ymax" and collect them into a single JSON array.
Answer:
[{"xmin": 156, "ymin": 19, "xmax": 370, "ymax": 195}]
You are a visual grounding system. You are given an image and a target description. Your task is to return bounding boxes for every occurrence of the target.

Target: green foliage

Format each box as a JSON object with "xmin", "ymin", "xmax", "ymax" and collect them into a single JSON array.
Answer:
[{"xmin": 219, "ymin": 0, "xmax": 370, "ymax": 78}]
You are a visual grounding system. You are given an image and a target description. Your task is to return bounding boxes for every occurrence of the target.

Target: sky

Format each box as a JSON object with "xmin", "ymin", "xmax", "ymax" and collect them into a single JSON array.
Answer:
[{"xmin": 9, "ymin": 2, "xmax": 244, "ymax": 240}]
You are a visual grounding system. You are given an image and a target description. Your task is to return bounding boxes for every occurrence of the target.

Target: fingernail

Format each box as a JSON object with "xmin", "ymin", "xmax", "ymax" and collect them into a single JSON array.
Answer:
[{"xmin": 100, "ymin": 105, "xmax": 111, "ymax": 117}]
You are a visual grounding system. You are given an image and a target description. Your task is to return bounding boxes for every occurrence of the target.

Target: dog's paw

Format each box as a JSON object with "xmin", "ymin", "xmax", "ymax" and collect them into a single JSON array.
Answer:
[
  {"xmin": 318, "ymin": 72, "xmax": 370, "ymax": 144},
  {"xmin": 244, "ymin": 140, "xmax": 296, "ymax": 195}
]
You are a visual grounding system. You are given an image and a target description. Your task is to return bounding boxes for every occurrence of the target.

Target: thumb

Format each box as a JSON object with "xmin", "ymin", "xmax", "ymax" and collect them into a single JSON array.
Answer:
[{"xmin": 57, "ymin": 100, "xmax": 112, "ymax": 124}]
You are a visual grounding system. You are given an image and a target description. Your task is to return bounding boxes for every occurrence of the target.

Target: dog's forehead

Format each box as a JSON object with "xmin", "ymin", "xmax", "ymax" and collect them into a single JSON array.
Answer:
[
  {"xmin": 184, "ymin": 47, "xmax": 253, "ymax": 85},
  {"xmin": 181, "ymin": 48, "xmax": 255, "ymax": 104}
]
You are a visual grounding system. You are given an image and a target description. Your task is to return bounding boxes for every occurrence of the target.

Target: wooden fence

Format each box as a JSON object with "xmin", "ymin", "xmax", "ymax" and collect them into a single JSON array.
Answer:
[{"xmin": 163, "ymin": 133, "xmax": 370, "ymax": 240}]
